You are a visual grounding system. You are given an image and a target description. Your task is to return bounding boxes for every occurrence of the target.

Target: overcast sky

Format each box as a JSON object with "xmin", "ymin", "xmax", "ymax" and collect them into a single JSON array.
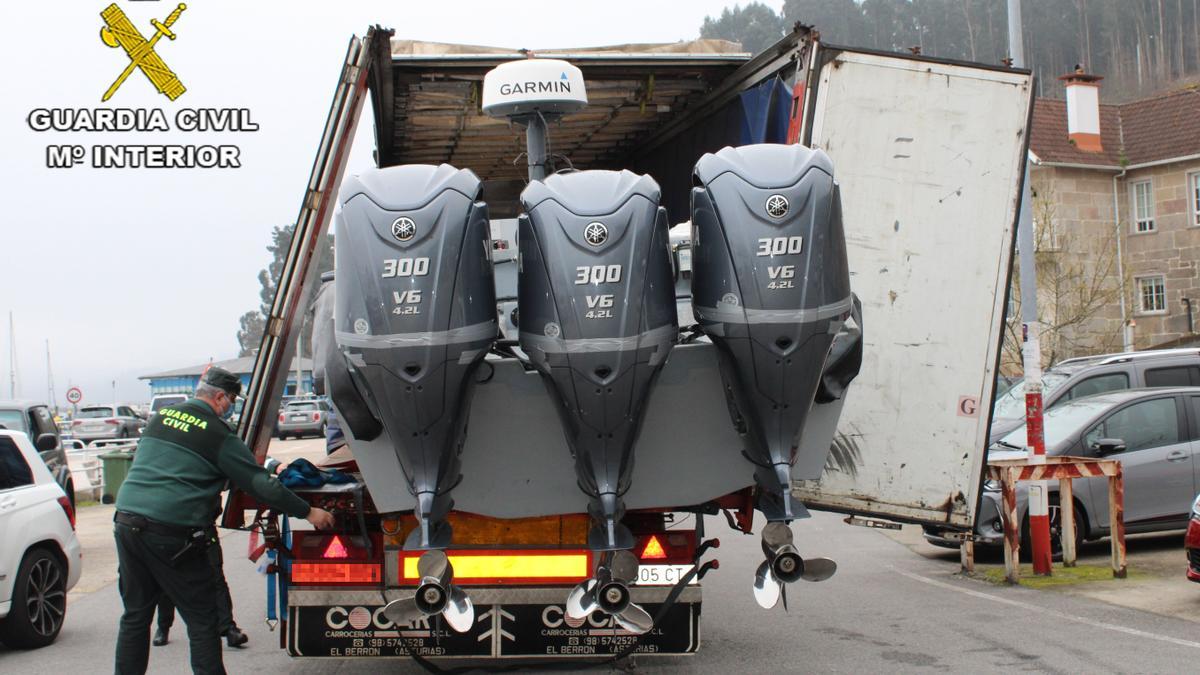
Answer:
[{"xmin": 1, "ymin": 0, "xmax": 746, "ymax": 407}]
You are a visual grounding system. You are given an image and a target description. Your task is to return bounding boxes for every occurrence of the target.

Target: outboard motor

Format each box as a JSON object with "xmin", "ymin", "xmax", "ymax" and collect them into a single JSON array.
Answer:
[
  {"xmin": 518, "ymin": 170, "xmax": 677, "ymax": 552},
  {"xmin": 334, "ymin": 164, "xmax": 497, "ymax": 553},
  {"xmin": 691, "ymin": 144, "xmax": 855, "ymax": 522}
]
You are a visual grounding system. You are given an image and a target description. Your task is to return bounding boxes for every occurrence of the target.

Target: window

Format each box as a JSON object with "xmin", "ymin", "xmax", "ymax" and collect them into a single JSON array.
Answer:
[
  {"xmin": 1085, "ymin": 397, "xmax": 1179, "ymax": 453},
  {"xmin": 1136, "ymin": 275, "xmax": 1167, "ymax": 314},
  {"xmin": 1145, "ymin": 366, "xmax": 1200, "ymax": 387},
  {"xmin": 1131, "ymin": 180, "xmax": 1155, "ymax": 232},
  {"xmin": 0, "ymin": 437, "xmax": 34, "ymax": 490},
  {"xmin": 1062, "ymin": 372, "xmax": 1130, "ymax": 403},
  {"xmin": 78, "ymin": 406, "xmax": 115, "ymax": 418},
  {"xmin": 0, "ymin": 409, "xmax": 26, "ymax": 432},
  {"xmin": 1190, "ymin": 172, "xmax": 1200, "ymax": 227}
]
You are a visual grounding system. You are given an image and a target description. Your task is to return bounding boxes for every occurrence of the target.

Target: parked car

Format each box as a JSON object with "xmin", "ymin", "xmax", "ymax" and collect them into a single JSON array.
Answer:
[
  {"xmin": 0, "ymin": 401, "xmax": 72, "ymax": 509},
  {"xmin": 990, "ymin": 348, "xmax": 1200, "ymax": 443},
  {"xmin": 0, "ymin": 430, "xmax": 82, "ymax": 648},
  {"xmin": 1188, "ymin": 493, "xmax": 1200, "ymax": 583},
  {"xmin": 148, "ymin": 393, "xmax": 189, "ymax": 420},
  {"xmin": 276, "ymin": 399, "xmax": 331, "ymax": 439},
  {"xmin": 929, "ymin": 387, "xmax": 1200, "ymax": 554},
  {"xmin": 71, "ymin": 404, "xmax": 145, "ymax": 442}
]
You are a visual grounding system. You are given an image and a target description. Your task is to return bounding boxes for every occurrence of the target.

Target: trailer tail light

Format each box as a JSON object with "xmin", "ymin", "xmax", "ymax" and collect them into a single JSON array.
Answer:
[
  {"xmin": 640, "ymin": 535, "xmax": 667, "ymax": 560},
  {"xmin": 289, "ymin": 532, "xmax": 382, "ymax": 586},
  {"xmin": 291, "ymin": 563, "xmax": 381, "ymax": 585},
  {"xmin": 634, "ymin": 531, "xmax": 696, "ymax": 565},
  {"xmin": 399, "ymin": 549, "xmax": 590, "ymax": 585},
  {"xmin": 323, "ymin": 535, "xmax": 349, "ymax": 559},
  {"xmin": 57, "ymin": 495, "xmax": 75, "ymax": 530}
]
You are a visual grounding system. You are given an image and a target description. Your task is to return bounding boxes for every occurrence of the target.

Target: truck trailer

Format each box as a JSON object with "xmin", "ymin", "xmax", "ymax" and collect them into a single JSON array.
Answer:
[{"xmin": 224, "ymin": 25, "xmax": 1033, "ymax": 662}]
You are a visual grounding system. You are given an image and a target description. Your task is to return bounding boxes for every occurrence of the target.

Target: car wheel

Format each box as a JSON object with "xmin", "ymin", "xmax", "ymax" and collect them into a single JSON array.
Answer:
[
  {"xmin": 319, "ymin": 423, "xmax": 327, "ymax": 438},
  {"xmin": 0, "ymin": 548, "xmax": 68, "ymax": 648},
  {"xmin": 1020, "ymin": 498, "xmax": 1082, "ymax": 562}
]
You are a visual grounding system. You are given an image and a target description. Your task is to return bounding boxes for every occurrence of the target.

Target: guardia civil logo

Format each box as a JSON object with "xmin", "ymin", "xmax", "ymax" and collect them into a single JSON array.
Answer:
[{"xmin": 99, "ymin": 3, "xmax": 188, "ymax": 102}]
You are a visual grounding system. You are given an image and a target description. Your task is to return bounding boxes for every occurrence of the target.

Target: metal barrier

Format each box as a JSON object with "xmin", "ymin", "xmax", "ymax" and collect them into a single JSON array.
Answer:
[{"xmin": 987, "ymin": 456, "xmax": 1126, "ymax": 584}]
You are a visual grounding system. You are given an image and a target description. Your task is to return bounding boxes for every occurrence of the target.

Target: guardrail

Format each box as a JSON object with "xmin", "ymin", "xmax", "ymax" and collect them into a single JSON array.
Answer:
[{"xmin": 65, "ymin": 438, "xmax": 139, "ymax": 501}]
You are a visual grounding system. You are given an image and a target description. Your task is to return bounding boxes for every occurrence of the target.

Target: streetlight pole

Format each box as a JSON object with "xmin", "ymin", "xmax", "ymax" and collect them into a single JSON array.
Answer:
[{"xmin": 1008, "ymin": 0, "xmax": 1053, "ymax": 575}]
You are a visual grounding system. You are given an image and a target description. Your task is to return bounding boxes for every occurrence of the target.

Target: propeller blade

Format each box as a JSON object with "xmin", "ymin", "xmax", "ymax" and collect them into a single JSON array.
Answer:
[
  {"xmin": 443, "ymin": 586, "xmax": 475, "ymax": 633},
  {"xmin": 800, "ymin": 557, "xmax": 838, "ymax": 582},
  {"xmin": 417, "ymin": 550, "xmax": 451, "ymax": 584},
  {"xmin": 760, "ymin": 522, "xmax": 794, "ymax": 553},
  {"xmin": 614, "ymin": 602, "xmax": 653, "ymax": 635},
  {"xmin": 382, "ymin": 597, "xmax": 425, "ymax": 626},
  {"xmin": 609, "ymin": 550, "xmax": 639, "ymax": 583},
  {"xmin": 752, "ymin": 560, "xmax": 781, "ymax": 609},
  {"xmin": 565, "ymin": 579, "xmax": 597, "ymax": 620}
]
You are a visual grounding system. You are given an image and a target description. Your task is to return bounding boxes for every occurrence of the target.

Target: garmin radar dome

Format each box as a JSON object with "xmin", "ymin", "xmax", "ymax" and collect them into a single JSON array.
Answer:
[
  {"xmin": 482, "ymin": 58, "xmax": 588, "ymax": 118},
  {"xmin": 483, "ymin": 58, "xmax": 588, "ymax": 181}
]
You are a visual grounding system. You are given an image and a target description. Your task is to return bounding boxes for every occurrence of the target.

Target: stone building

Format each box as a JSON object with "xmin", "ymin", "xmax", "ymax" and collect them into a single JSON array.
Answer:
[{"xmin": 1022, "ymin": 72, "xmax": 1200, "ymax": 366}]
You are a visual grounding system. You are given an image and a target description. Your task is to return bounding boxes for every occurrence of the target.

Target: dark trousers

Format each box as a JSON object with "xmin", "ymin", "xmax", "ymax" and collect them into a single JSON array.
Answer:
[
  {"xmin": 114, "ymin": 522, "xmax": 225, "ymax": 675},
  {"xmin": 156, "ymin": 542, "xmax": 236, "ymax": 635}
]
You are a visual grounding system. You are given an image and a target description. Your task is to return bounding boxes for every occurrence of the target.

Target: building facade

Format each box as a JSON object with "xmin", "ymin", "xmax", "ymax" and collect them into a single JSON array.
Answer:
[
  {"xmin": 140, "ymin": 356, "xmax": 314, "ymax": 398},
  {"xmin": 1023, "ymin": 77, "xmax": 1200, "ymax": 368}
]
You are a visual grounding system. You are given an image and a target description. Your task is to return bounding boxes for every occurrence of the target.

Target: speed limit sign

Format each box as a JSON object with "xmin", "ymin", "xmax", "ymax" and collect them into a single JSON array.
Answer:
[{"xmin": 66, "ymin": 387, "xmax": 82, "ymax": 405}]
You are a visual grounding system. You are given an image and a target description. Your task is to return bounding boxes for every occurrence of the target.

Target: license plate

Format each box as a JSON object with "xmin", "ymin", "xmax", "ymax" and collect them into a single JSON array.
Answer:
[
  {"xmin": 633, "ymin": 564, "xmax": 697, "ymax": 586},
  {"xmin": 288, "ymin": 602, "xmax": 699, "ymax": 658},
  {"xmin": 290, "ymin": 414, "xmax": 308, "ymax": 421}
]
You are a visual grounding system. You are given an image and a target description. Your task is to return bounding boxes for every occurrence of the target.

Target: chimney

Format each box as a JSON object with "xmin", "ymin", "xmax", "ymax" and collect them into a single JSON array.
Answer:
[{"xmin": 1059, "ymin": 66, "xmax": 1104, "ymax": 153}]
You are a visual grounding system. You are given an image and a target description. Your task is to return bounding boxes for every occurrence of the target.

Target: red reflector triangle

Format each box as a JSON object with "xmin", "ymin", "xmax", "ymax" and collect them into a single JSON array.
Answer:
[
  {"xmin": 323, "ymin": 535, "xmax": 349, "ymax": 559},
  {"xmin": 641, "ymin": 535, "xmax": 667, "ymax": 560}
]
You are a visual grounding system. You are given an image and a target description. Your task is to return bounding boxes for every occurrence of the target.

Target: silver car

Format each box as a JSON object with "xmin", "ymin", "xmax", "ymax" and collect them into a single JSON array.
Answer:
[
  {"xmin": 276, "ymin": 399, "xmax": 330, "ymax": 440},
  {"xmin": 71, "ymin": 404, "xmax": 145, "ymax": 442},
  {"xmin": 928, "ymin": 387, "xmax": 1200, "ymax": 554}
]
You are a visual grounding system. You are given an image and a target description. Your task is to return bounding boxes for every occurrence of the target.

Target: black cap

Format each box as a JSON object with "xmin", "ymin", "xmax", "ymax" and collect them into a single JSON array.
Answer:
[{"xmin": 203, "ymin": 367, "xmax": 242, "ymax": 398}]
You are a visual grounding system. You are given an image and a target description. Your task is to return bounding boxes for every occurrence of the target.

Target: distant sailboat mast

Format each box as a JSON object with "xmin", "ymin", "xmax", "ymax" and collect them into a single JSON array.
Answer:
[
  {"xmin": 46, "ymin": 339, "xmax": 57, "ymax": 414},
  {"xmin": 8, "ymin": 312, "xmax": 17, "ymax": 399}
]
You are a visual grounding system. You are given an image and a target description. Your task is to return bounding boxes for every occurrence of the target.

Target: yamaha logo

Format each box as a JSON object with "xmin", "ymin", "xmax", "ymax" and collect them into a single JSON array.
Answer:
[
  {"xmin": 583, "ymin": 222, "xmax": 608, "ymax": 246},
  {"xmin": 765, "ymin": 195, "xmax": 789, "ymax": 219},
  {"xmin": 391, "ymin": 217, "xmax": 417, "ymax": 242}
]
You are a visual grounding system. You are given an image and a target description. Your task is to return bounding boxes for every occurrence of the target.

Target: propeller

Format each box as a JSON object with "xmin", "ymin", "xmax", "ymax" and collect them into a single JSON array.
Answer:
[
  {"xmin": 382, "ymin": 550, "xmax": 475, "ymax": 633},
  {"xmin": 565, "ymin": 550, "xmax": 653, "ymax": 634},
  {"xmin": 752, "ymin": 522, "xmax": 837, "ymax": 610}
]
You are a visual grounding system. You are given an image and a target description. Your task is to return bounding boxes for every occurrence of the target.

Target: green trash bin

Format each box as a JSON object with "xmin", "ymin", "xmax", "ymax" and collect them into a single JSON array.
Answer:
[{"xmin": 99, "ymin": 450, "xmax": 135, "ymax": 504}]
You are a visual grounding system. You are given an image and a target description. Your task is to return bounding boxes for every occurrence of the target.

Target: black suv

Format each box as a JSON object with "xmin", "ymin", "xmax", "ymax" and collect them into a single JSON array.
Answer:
[{"xmin": 0, "ymin": 400, "xmax": 72, "ymax": 507}]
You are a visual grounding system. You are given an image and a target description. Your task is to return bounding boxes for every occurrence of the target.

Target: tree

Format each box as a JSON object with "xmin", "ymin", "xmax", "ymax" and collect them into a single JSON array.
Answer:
[
  {"xmin": 236, "ymin": 224, "xmax": 334, "ymax": 357},
  {"xmin": 1001, "ymin": 184, "xmax": 1126, "ymax": 372},
  {"xmin": 700, "ymin": 2, "xmax": 786, "ymax": 55}
]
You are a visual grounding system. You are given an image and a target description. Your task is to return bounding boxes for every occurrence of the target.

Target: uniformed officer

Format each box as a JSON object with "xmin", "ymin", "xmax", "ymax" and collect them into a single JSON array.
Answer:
[{"xmin": 113, "ymin": 368, "xmax": 334, "ymax": 674}]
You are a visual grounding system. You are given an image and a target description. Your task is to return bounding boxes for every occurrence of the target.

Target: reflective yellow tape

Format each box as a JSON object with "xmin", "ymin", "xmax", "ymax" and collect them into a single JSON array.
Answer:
[{"xmin": 403, "ymin": 553, "xmax": 588, "ymax": 579}]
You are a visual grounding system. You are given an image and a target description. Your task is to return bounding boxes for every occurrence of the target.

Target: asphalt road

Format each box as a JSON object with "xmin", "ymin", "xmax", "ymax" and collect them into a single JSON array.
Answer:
[{"xmin": 4, "ymin": 441, "xmax": 1200, "ymax": 672}]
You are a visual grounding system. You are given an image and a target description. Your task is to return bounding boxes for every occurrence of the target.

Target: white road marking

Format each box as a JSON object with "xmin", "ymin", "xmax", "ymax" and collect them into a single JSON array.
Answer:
[{"xmin": 890, "ymin": 566, "xmax": 1200, "ymax": 650}]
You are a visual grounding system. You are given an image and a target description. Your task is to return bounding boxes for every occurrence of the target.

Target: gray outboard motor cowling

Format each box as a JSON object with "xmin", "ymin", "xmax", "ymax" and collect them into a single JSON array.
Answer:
[
  {"xmin": 518, "ymin": 170, "xmax": 677, "ymax": 551},
  {"xmin": 334, "ymin": 164, "xmax": 497, "ymax": 549},
  {"xmin": 691, "ymin": 144, "xmax": 853, "ymax": 522}
]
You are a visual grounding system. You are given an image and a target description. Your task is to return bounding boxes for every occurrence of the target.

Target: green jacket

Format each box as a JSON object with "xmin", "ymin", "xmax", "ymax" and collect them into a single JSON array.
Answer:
[{"xmin": 117, "ymin": 398, "xmax": 310, "ymax": 527}]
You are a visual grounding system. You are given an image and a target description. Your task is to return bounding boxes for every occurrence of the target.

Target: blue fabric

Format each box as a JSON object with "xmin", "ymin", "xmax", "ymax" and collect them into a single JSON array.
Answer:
[
  {"xmin": 278, "ymin": 457, "xmax": 355, "ymax": 488},
  {"xmin": 738, "ymin": 76, "xmax": 793, "ymax": 145}
]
